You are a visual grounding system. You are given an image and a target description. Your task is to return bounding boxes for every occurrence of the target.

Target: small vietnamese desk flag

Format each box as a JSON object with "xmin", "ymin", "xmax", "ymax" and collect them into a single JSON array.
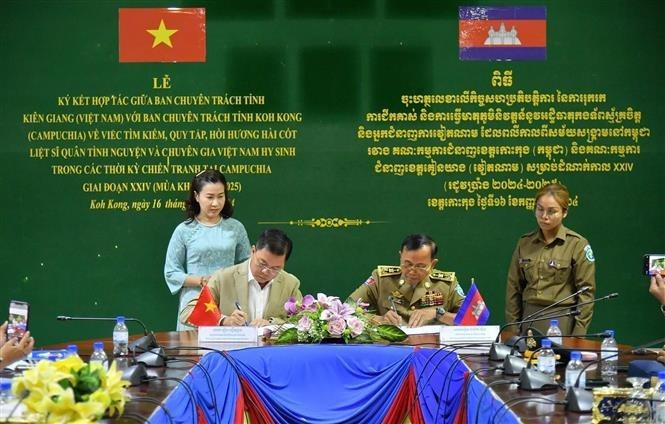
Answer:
[
  {"xmin": 188, "ymin": 284, "xmax": 221, "ymax": 327},
  {"xmin": 119, "ymin": 8, "xmax": 206, "ymax": 63},
  {"xmin": 453, "ymin": 281, "xmax": 490, "ymax": 326}
]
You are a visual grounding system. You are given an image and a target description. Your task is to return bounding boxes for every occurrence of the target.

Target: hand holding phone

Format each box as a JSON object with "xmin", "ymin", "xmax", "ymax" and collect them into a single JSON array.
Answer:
[
  {"xmin": 6, "ymin": 300, "xmax": 30, "ymax": 342},
  {"xmin": 644, "ymin": 254, "xmax": 665, "ymax": 277}
]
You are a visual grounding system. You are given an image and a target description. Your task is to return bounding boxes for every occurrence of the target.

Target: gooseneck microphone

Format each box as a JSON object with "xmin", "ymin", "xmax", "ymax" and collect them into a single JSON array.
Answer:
[
  {"xmin": 565, "ymin": 335, "xmax": 665, "ymax": 413},
  {"xmin": 489, "ymin": 309, "xmax": 581, "ymax": 361},
  {"xmin": 531, "ymin": 292, "xmax": 618, "ymax": 318},
  {"xmin": 55, "ymin": 315, "xmax": 159, "ymax": 353},
  {"xmin": 518, "ymin": 286, "xmax": 591, "ymax": 332},
  {"xmin": 56, "ymin": 315, "xmax": 149, "ymax": 335}
]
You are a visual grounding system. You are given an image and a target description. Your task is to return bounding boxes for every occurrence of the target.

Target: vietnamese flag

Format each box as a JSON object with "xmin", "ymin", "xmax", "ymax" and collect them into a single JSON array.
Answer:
[
  {"xmin": 453, "ymin": 282, "xmax": 490, "ymax": 326},
  {"xmin": 119, "ymin": 8, "xmax": 206, "ymax": 63},
  {"xmin": 188, "ymin": 284, "xmax": 222, "ymax": 327}
]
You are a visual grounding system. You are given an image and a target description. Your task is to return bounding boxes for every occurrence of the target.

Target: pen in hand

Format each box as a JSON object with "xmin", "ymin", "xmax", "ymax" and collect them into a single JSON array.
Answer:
[
  {"xmin": 234, "ymin": 301, "xmax": 249, "ymax": 326},
  {"xmin": 388, "ymin": 296, "xmax": 397, "ymax": 313}
]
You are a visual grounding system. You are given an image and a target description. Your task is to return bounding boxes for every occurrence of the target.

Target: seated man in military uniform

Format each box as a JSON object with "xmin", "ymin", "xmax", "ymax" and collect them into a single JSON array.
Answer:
[{"xmin": 347, "ymin": 233, "xmax": 466, "ymax": 327}]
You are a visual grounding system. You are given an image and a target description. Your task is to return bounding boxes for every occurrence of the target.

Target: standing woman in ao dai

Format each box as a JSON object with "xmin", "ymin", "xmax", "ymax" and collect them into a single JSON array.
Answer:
[{"xmin": 164, "ymin": 169, "xmax": 251, "ymax": 330}]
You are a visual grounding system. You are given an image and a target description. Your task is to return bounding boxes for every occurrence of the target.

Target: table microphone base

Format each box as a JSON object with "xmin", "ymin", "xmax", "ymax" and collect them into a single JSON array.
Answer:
[{"xmin": 565, "ymin": 387, "xmax": 592, "ymax": 412}]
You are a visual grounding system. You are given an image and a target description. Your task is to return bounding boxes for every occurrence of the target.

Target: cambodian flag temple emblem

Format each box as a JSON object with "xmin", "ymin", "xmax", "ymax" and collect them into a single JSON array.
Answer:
[
  {"xmin": 459, "ymin": 6, "xmax": 546, "ymax": 61},
  {"xmin": 453, "ymin": 281, "xmax": 490, "ymax": 326}
]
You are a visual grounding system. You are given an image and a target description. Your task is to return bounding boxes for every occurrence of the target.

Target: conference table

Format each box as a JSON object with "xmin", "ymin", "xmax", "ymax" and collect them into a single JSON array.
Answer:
[{"xmin": 39, "ymin": 330, "xmax": 651, "ymax": 423}]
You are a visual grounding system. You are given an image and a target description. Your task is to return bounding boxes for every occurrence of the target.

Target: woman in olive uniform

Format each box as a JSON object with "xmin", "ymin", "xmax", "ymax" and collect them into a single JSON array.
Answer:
[{"xmin": 505, "ymin": 183, "xmax": 596, "ymax": 336}]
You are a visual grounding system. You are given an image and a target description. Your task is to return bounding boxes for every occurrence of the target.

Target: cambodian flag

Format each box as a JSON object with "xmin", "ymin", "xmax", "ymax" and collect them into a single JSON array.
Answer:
[
  {"xmin": 453, "ymin": 282, "xmax": 490, "ymax": 326},
  {"xmin": 459, "ymin": 6, "xmax": 546, "ymax": 61}
]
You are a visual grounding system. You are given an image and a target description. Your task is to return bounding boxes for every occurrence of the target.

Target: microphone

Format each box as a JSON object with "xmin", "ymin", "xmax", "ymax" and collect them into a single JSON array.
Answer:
[
  {"xmin": 3, "ymin": 389, "xmax": 30, "ymax": 422},
  {"xmin": 565, "ymin": 336, "xmax": 665, "ymax": 413},
  {"xmin": 493, "ymin": 291, "xmax": 618, "ymax": 360},
  {"xmin": 530, "ymin": 292, "xmax": 619, "ymax": 319},
  {"xmin": 489, "ymin": 309, "xmax": 581, "ymax": 361},
  {"xmin": 56, "ymin": 315, "xmax": 159, "ymax": 353},
  {"xmin": 519, "ymin": 286, "xmax": 591, "ymax": 331},
  {"xmin": 501, "ymin": 330, "xmax": 609, "ymax": 376}
]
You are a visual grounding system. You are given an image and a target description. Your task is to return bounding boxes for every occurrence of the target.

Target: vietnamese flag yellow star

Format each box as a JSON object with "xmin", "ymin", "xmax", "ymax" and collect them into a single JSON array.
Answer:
[
  {"xmin": 204, "ymin": 300, "xmax": 218, "ymax": 313},
  {"xmin": 147, "ymin": 19, "xmax": 178, "ymax": 48}
]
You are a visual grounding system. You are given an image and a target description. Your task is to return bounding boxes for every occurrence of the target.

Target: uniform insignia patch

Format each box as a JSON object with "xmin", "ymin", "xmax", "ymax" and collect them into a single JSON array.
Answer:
[
  {"xmin": 455, "ymin": 283, "xmax": 466, "ymax": 298},
  {"xmin": 391, "ymin": 291, "xmax": 405, "ymax": 304},
  {"xmin": 421, "ymin": 290, "xmax": 444, "ymax": 307},
  {"xmin": 364, "ymin": 276, "xmax": 375, "ymax": 286},
  {"xmin": 430, "ymin": 271, "xmax": 455, "ymax": 282},
  {"xmin": 584, "ymin": 245, "xmax": 595, "ymax": 262}
]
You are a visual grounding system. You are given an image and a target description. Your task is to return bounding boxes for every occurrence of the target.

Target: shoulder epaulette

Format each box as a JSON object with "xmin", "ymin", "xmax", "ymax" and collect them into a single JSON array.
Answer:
[
  {"xmin": 430, "ymin": 270, "xmax": 455, "ymax": 282},
  {"xmin": 564, "ymin": 228, "xmax": 585, "ymax": 240},
  {"xmin": 520, "ymin": 230, "xmax": 537, "ymax": 239},
  {"xmin": 377, "ymin": 265, "xmax": 401, "ymax": 277}
]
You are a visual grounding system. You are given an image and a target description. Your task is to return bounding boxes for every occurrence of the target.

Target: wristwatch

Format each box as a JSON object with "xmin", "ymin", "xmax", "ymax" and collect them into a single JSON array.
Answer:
[{"xmin": 435, "ymin": 306, "xmax": 446, "ymax": 321}]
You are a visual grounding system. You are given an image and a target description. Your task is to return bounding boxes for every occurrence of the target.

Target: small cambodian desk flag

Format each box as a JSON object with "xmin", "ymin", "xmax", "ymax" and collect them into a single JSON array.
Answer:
[
  {"xmin": 453, "ymin": 281, "xmax": 490, "ymax": 326},
  {"xmin": 188, "ymin": 284, "xmax": 221, "ymax": 327},
  {"xmin": 119, "ymin": 8, "xmax": 206, "ymax": 63}
]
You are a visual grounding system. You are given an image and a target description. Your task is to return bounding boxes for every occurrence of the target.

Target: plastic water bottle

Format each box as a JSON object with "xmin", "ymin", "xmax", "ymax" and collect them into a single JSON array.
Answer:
[
  {"xmin": 654, "ymin": 371, "xmax": 665, "ymax": 424},
  {"xmin": 537, "ymin": 338, "xmax": 556, "ymax": 375},
  {"xmin": 565, "ymin": 350, "xmax": 585, "ymax": 389},
  {"xmin": 600, "ymin": 329, "xmax": 618, "ymax": 379},
  {"xmin": 0, "ymin": 379, "xmax": 13, "ymax": 407},
  {"xmin": 546, "ymin": 319, "xmax": 563, "ymax": 345},
  {"xmin": 113, "ymin": 316, "xmax": 129, "ymax": 357},
  {"xmin": 66, "ymin": 344, "xmax": 79, "ymax": 358},
  {"xmin": 89, "ymin": 341, "xmax": 109, "ymax": 370}
]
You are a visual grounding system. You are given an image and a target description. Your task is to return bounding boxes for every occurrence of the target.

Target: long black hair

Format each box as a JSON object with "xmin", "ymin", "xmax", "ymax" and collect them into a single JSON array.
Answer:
[{"xmin": 184, "ymin": 169, "xmax": 234, "ymax": 222}]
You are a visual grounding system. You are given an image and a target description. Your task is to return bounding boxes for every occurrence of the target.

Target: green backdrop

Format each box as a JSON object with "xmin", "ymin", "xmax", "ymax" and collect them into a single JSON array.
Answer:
[{"xmin": 1, "ymin": 0, "xmax": 663, "ymax": 347}]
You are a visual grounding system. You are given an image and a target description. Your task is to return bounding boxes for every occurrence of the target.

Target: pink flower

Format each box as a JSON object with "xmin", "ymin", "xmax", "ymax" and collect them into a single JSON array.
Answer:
[
  {"xmin": 284, "ymin": 297, "xmax": 298, "ymax": 315},
  {"xmin": 316, "ymin": 293, "xmax": 339, "ymax": 309},
  {"xmin": 320, "ymin": 299, "xmax": 354, "ymax": 321},
  {"xmin": 346, "ymin": 316, "xmax": 364, "ymax": 336},
  {"xmin": 297, "ymin": 315, "xmax": 312, "ymax": 332},
  {"xmin": 327, "ymin": 317, "xmax": 346, "ymax": 336},
  {"xmin": 301, "ymin": 295, "xmax": 317, "ymax": 312}
]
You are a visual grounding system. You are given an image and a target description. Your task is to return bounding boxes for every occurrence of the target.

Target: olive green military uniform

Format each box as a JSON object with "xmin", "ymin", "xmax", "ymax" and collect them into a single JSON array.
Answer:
[
  {"xmin": 348, "ymin": 266, "xmax": 466, "ymax": 324},
  {"xmin": 505, "ymin": 225, "xmax": 596, "ymax": 336}
]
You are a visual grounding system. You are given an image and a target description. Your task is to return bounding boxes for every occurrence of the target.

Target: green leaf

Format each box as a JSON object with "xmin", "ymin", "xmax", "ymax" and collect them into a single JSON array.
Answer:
[
  {"xmin": 275, "ymin": 327, "xmax": 299, "ymax": 344},
  {"xmin": 376, "ymin": 325, "xmax": 408, "ymax": 342}
]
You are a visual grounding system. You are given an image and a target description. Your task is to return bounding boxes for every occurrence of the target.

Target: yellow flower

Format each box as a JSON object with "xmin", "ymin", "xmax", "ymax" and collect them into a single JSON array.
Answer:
[{"xmin": 10, "ymin": 357, "xmax": 129, "ymax": 422}]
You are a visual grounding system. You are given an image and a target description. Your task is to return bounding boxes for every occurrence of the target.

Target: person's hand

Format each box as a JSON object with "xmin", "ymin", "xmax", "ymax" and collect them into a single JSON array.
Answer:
[
  {"xmin": 657, "ymin": 346, "xmax": 665, "ymax": 364},
  {"xmin": 408, "ymin": 308, "xmax": 436, "ymax": 328},
  {"xmin": 250, "ymin": 318, "xmax": 270, "ymax": 327},
  {"xmin": 222, "ymin": 310, "xmax": 248, "ymax": 326},
  {"xmin": 0, "ymin": 321, "xmax": 7, "ymax": 346},
  {"xmin": 381, "ymin": 310, "xmax": 403, "ymax": 326},
  {"xmin": 0, "ymin": 323, "xmax": 35, "ymax": 367},
  {"xmin": 649, "ymin": 272, "xmax": 665, "ymax": 305}
]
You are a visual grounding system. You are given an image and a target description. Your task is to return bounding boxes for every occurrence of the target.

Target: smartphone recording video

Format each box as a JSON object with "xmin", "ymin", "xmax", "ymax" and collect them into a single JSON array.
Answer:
[
  {"xmin": 6, "ymin": 300, "xmax": 29, "ymax": 342},
  {"xmin": 644, "ymin": 254, "xmax": 665, "ymax": 277}
]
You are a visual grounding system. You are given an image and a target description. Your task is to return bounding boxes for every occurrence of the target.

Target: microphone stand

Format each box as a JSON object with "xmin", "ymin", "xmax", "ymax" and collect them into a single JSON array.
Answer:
[
  {"xmin": 489, "ymin": 310, "xmax": 581, "ymax": 361},
  {"xmin": 518, "ymin": 286, "xmax": 590, "ymax": 334},
  {"xmin": 566, "ymin": 336, "xmax": 665, "ymax": 413},
  {"xmin": 56, "ymin": 315, "xmax": 159, "ymax": 353}
]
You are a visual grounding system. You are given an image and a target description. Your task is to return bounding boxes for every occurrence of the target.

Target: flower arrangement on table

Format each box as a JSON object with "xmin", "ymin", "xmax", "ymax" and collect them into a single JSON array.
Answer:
[
  {"xmin": 275, "ymin": 293, "xmax": 408, "ymax": 344},
  {"xmin": 11, "ymin": 355, "xmax": 129, "ymax": 423}
]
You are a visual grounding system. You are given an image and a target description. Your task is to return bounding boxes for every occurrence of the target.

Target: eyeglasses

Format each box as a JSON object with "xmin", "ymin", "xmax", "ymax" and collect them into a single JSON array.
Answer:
[
  {"xmin": 535, "ymin": 206, "xmax": 562, "ymax": 217},
  {"xmin": 255, "ymin": 257, "xmax": 282, "ymax": 275},
  {"xmin": 400, "ymin": 262, "xmax": 431, "ymax": 272}
]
